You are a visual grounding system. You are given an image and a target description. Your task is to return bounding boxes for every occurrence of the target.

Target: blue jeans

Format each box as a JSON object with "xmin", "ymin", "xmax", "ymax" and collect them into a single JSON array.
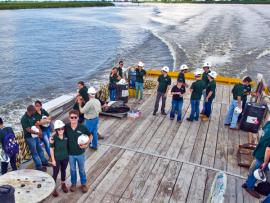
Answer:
[
  {"xmin": 69, "ymin": 154, "xmax": 87, "ymax": 185},
  {"xmin": 245, "ymin": 159, "xmax": 263, "ymax": 189},
  {"xmin": 263, "ymin": 194, "xmax": 270, "ymax": 203},
  {"xmin": 224, "ymin": 99, "xmax": 241, "ymax": 128},
  {"xmin": 189, "ymin": 100, "xmax": 200, "ymax": 121},
  {"xmin": 135, "ymin": 82, "xmax": 144, "ymax": 100},
  {"xmin": 85, "ymin": 117, "xmax": 99, "ymax": 149},
  {"xmin": 204, "ymin": 99, "xmax": 213, "ymax": 117},
  {"xmin": 26, "ymin": 137, "xmax": 48, "ymax": 169},
  {"xmin": 109, "ymin": 89, "xmax": 116, "ymax": 101},
  {"xmin": 170, "ymin": 99, "xmax": 183, "ymax": 121},
  {"xmin": 41, "ymin": 127, "xmax": 51, "ymax": 157}
]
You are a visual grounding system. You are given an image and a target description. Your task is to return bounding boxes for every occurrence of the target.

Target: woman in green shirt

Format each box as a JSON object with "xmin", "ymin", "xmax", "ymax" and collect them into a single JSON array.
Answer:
[{"xmin": 50, "ymin": 120, "xmax": 69, "ymax": 197}]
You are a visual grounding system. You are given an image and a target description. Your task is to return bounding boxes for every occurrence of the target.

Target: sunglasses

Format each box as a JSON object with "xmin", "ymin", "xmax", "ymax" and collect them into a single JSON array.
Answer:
[
  {"xmin": 56, "ymin": 128, "xmax": 65, "ymax": 131},
  {"xmin": 70, "ymin": 116, "xmax": 78, "ymax": 120}
]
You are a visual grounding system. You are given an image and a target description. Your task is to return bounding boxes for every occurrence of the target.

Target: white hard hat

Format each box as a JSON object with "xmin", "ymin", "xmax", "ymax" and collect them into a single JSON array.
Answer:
[
  {"xmin": 254, "ymin": 169, "xmax": 266, "ymax": 182},
  {"xmin": 194, "ymin": 69, "xmax": 203, "ymax": 76},
  {"xmin": 180, "ymin": 64, "xmax": 189, "ymax": 71},
  {"xmin": 208, "ymin": 71, "xmax": 218, "ymax": 79},
  {"xmin": 138, "ymin": 61, "xmax": 144, "ymax": 67},
  {"xmin": 161, "ymin": 66, "xmax": 170, "ymax": 73},
  {"xmin": 203, "ymin": 62, "xmax": 211, "ymax": 68},
  {"xmin": 78, "ymin": 134, "xmax": 89, "ymax": 145},
  {"xmin": 42, "ymin": 115, "xmax": 50, "ymax": 128},
  {"xmin": 117, "ymin": 79, "xmax": 127, "ymax": 85},
  {"xmin": 31, "ymin": 126, "xmax": 40, "ymax": 138},
  {"xmin": 234, "ymin": 106, "xmax": 242, "ymax": 114},
  {"xmin": 54, "ymin": 120, "xmax": 65, "ymax": 130},
  {"xmin": 88, "ymin": 87, "xmax": 96, "ymax": 95}
]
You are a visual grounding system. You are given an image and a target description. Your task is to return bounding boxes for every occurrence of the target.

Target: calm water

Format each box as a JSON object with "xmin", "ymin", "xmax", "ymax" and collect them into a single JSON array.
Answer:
[{"xmin": 0, "ymin": 4, "xmax": 270, "ymax": 128}]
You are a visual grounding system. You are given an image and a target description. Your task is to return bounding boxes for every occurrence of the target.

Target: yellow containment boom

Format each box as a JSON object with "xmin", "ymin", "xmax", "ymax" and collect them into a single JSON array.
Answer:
[{"xmin": 146, "ymin": 69, "xmax": 241, "ymax": 85}]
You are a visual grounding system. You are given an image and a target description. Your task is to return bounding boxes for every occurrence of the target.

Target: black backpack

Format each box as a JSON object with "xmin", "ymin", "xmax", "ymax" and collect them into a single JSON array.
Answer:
[{"xmin": 254, "ymin": 182, "xmax": 270, "ymax": 196}]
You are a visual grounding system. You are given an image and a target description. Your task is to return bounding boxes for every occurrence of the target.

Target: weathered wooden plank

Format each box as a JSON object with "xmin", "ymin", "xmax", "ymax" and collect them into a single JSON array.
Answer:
[
  {"xmin": 152, "ymin": 161, "xmax": 182, "ymax": 203},
  {"xmin": 80, "ymin": 151, "xmax": 136, "ymax": 203},
  {"xmin": 169, "ymin": 164, "xmax": 195, "ymax": 203},
  {"xmin": 186, "ymin": 167, "xmax": 207, "ymax": 203},
  {"xmin": 201, "ymin": 102, "xmax": 221, "ymax": 167},
  {"xmin": 134, "ymin": 158, "xmax": 170, "ymax": 202},
  {"xmin": 214, "ymin": 104, "xmax": 229, "ymax": 171}
]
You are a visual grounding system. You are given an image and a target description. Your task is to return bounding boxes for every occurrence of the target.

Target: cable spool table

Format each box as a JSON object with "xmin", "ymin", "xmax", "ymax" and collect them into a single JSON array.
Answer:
[{"xmin": 0, "ymin": 169, "xmax": 55, "ymax": 203}]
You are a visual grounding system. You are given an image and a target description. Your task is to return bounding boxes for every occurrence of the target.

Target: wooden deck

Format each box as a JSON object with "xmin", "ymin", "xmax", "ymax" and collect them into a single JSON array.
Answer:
[{"xmin": 43, "ymin": 81, "xmax": 261, "ymax": 203}]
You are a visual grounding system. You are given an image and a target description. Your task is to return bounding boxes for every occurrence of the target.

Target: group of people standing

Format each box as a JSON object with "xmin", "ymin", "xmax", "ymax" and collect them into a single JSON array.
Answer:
[
  {"xmin": 0, "ymin": 59, "xmax": 259, "ymax": 200},
  {"xmin": 0, "ymin": 81, "xmax": 103, "ymax": 197},
  {"xmin": 153, "ymin": 62, "xmax": 218, "ymax": 123}
]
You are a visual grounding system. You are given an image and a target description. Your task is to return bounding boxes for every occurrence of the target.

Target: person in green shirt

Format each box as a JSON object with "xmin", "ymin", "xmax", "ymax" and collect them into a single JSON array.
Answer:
[
  {"xmin": 242, "ymin": 119, "xmax": 270, "ymax": 199},
  {"xmin": 109, "ymin": 67, "xmax": 121, "ymax": 101},
  {"xmin": 135, "ymin": 61, "xmax": 146, "ymax": 103},
  {"xmin": 177, "ymin": 64, "xmax": 189, "ymax": 87},
  {"xmin": 66, "ymin": 109, "xmax": 92, "ymax": 193},
  {"xmin": 153, "ymin": 66, "xmax": 171, "ymax": 115},
  {"xmin": 77, "ymin": 81, "xmax": 89, "ymax": 103},
  {"xmin": 201, "ymin": 62, "xmax": 211, "ymax": 114},
  {"xmin": 117, "ymin": 60, "xmax": 124, "ymax": 78},
  {"xmin": 224, "ymin": 76, "xmax": 252, "ymax": 129},
  {"xmin": 187, "ymin": 69, "xmax": 205, "ymax": 122},
  {"xmin": 201, "ymin": 71, "xmax": 217, "ymax": 121},
  {"xmin": 34, "ymin": 100, "xmax": 51, "ymax": 158},
  {"xmin": 50, "ymin": 120, "xmax": 69, "ymax": 197},
  {"xmin": 21, "ymin": 105, "xmax": 48, "ymax": 171}
]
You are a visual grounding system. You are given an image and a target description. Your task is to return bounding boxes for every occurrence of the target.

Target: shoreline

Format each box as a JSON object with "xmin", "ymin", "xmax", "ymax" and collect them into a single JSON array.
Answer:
[{"xmin": 0, "ymin": 1, "xmax": 114, "ymax": 10}]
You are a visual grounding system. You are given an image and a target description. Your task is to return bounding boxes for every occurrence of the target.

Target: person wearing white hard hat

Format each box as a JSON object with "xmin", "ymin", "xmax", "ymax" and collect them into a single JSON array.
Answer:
[
  {"xmin": 224, "ymin": 76, "xmax": 252, "ymax": 129},
  {"xmin": 65, "ymin": 109, "xmax": 92, "ymax": 193},
  {"xmin": 109, "ymin": 67, "xmax": 121, "ymax": 101},
  {"xmin": 0, "ymin": 117, "xmax": 18, "ymax": 175},
  {"xmin": 170, "ymin": 78, "xmax": 186, "ymax": 122},
  {"xmin": 201, "ymin": 71, "xmax": 217, "ymax": 121},
  {"xmin": 50, "ymin": 120, "xmax": 69, "ymax": 197},
  {"xmin": 153, "ymin": 66, "xmax": 171, "ymax": 115},
  {"xmin": 78, "ymin": 86, "xmax": 101, "ymax": 150},
  {"xmin": 34, "ymin": 100, "xmax": 52, "ymax": 158},
  {"xmin": 21, "ymin": 105, "xmax": 48, "ymax": 172},
  {"xmin": 201, "ymin": 62, "xmax": 212, "ymax": 115},
  {"xmin": 177, "ymin": 64, "xmax": 189, "ymax": 87},
  {"xmin": 135, "ymin": 61, "xmax": 146, "ymax": 103},
  {"xmin": 187, "ymin": 69, "xmax": 205, "ymax": 122},
  {"xmin": 242, "ymin": 118, "xmax": 270, "ymax": 199}
]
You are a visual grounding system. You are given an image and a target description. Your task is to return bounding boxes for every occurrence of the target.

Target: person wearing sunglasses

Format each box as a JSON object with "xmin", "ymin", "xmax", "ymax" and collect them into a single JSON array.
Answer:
[
  {"xmin": 50, "ymin": 120, "xmax": 69, "ymax": 197},
  {"xmin": 65, "ymin": 110, "xmax": 92, "ymax": 193}
]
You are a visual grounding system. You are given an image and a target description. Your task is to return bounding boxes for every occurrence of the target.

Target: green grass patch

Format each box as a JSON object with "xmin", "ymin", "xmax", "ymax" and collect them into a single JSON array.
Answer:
[{"xmin": 0, "ymin": 1, "xmax": 114, "ymax": 10}]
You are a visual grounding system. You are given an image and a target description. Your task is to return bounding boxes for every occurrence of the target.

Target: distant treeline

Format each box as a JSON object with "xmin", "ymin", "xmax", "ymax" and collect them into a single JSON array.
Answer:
[
  {"xmin": 139, "ymin": 0, "xmax": 270, "ymax": 3},
  {"xmin": 0, "ymin": 1, "xmax": 114, "ymax": 10}
]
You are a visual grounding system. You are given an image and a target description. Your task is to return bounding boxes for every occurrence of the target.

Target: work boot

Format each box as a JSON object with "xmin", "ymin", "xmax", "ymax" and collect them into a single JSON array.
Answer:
[
  {"xmin": 52, "ymin": 189, "xmax": 59, "ymax": 197},
  {"xmin": 61, "ymin": 183, "xmax": 68, "ymax": 193},
  {"xmin": 244, "ymin": 187, "xmax": 260, "ymax": 199},
  {"xmin": 201, "ymin": 117, "xmax": 209, "ymax": 122},
  {"xmin": 70, "ymin": 185, "xmax": 76, "ymax": 192},
  {"xmin": 81, "ymin": 185, "xmax": 88, "ymax": 193}
]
